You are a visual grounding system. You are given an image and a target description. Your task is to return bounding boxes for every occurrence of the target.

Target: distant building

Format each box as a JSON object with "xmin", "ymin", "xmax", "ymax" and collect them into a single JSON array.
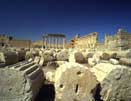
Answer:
[
  {"xmin": 67, "ymin": 29, "xmax": 131, "ymax": 51},
  {"xmin": 0, "ymin": 34, "xmax": 32, "ymax": 48},
  {"xmin": 104, "ymin": 29, "xmax": 131, "ymax": 51},
  {"xmin": 67, "ymin": 32, "xmax": 98, "ymax": 49}
]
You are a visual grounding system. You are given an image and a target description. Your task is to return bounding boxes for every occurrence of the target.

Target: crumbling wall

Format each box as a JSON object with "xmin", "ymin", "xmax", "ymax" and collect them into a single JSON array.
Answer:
[{"xmin": 74, "ymin": 32, "xmax": 98, "ymax": 49}]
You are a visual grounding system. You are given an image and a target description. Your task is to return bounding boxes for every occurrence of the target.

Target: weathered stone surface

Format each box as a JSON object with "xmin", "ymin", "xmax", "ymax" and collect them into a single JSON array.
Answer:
[
  {"xmin": 126, "ymin": 51, "xmax": 131, "ymax": 58},
  {"xmin": 0, "ymin": 61, "xmax": 44, "ymax": 101},
  {"xmin": 16, "ymin": 50, "xmax": 26, "ymax": 61},
  {"xmin": 42, "ymin": 51, "xmax": 56, "ymax": 64},
  {"xmin": 0, "ymin": 68, "xmax": 26, "ymax": 101},
  {"xmin": 56, "ymin": 50, "xmax": 69, "ymax": 61},
  {"xmin": 86, "ymin": 52, "xmax": 94, "ymax": 59},
  {"xmin": 110, "ymin": 53, "xmax": 117, "ymax": 59},
  {"xmin": 25, "ymin": 51, "xmax": 34, "ymax": 60},
  {"xmin": 91, "ymin": 63, "xmax": 117, "ymax": 82},
  {"xmin": 88, "ymin": 58, "xmax": 96, "ymax": 66},
  {"xmin": 92, "ymin": 52, "xmax": 101, "ymax": 64},
  {"xmin": 39, "ymin": 56, "xmax": 44, "ymax": 66},
  {"xmin": 101, "ymin": 68, "xmax": 131, "ymax": 101},
  {"xmin": 91, "ymin": 63, "xmax": 131, "ymax": 101},
  {"xmin": 46, "ymin": 61, "xmax": 59, "ymax": 70},
  {"xmin": 34, "ymin": 56, "xmax": 40, "ymax": 64},
  {"xmin": 109, "ymin": 58, "xmax": 119, "ymax": 65},
  {"xmin": 69, "ymin": 51, "xmax": 85, "ymax": 63},
  {"xmin": 100, "ymin": 53, "xmax": 110, "ymax": 60},
  {"xmin": 0, "ymin": 51, "xmax": 18, "ymax": 65},
  {"xmin": 119, "ymin": 58, "xmax": 131, "ymax": 66},
  {"xmin": 55, "ymin": 62, "xmax": 98, "ymax": 101}
]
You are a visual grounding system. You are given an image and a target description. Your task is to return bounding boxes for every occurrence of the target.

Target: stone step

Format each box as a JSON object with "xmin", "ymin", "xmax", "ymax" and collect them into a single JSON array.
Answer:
[
  {"xmin": 8, "ymin": 61, "xmax": 30, "ymax": 69},
  {"xmin": 27, "ymin": 67, "xmax": 41, "ymax": 80},
  {"xmin": 23, "ymin": 64, "xmax": 39, "ymax": 75},
  {"xmin": 18, "ymin": 62, "xmax": 35, "ymax": 71}
]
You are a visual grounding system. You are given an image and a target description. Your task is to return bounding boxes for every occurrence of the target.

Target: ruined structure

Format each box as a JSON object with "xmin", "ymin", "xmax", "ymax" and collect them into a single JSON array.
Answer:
[
  {"xmin": 43, "ymin": 34, "xmax": 66, "ymax": 49},
  {"xmin": 67, "ymin": 32, "xmax": 98, "ymax": 49},
  {"xmin": 0, "ymin": 29, "xmax": 131, "ymax": 101},
  {"xmin": 75, "ymin": 32, "xmax": 98, "ymax": 49},
  {"xmin": 67, "ymin": 29, "xmax": 131, "ymax": 51},
  {"xmin": 0, "ymin": 61, "xmax": 44, "ymax": 101},
  {"xmin": 0, "ymin": 34, "xmax": 32, "ymax": 48},
  {"xmin": 9, "ymin": 39, "xmax": 32, "ymax": 48},
  {"xmin": 105, "ymin": 29, "xmax": 131, "ymax": 51}
]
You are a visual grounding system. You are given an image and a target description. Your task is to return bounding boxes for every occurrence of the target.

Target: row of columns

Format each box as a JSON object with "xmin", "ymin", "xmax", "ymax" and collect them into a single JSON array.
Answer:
[{"xmin": 43, "ymin": 35, "xmax": 66, "ymax": 49}]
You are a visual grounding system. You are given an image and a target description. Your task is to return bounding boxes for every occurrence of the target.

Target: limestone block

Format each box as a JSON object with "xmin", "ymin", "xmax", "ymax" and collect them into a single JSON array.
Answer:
[
  {"xmin": 92, "ymin": 52, "xmax": 102, "ymax": 64},
  {"xmin": 25, "ymin": 51, "xmax": 34, "ymax": 60},
  {"xmin": 119, "ymin": 58, "xmax": 131, "ymax": 66},
  {"xmin": 44, "ymin": 70, "xmax": 56, "ymax": 83},
  {"xmin": 42, "ymin": 51, "xmax": 56, "ymax": 64},
  {"xmin": 69, "ymin": 51, "xmax": 85, "ymax": 63},
  {"xmin": 16, "ymin": 50, "xmax": 26, "ymax": 61},
  {"xmin": 91, "ymin": 63, "xmax": 131, "ymax": 101},
  {"xmin": 55, "ymin": 62, "xmax": 98, "ymax": 101},
  {"xmin": 39, "ymin": 56, "xmax": 44, "ymax": 66},
  {"xmin": 86, "ymin": 52, "xmax": 94, "ymax": 59},
  {"xmin": 32, "ymin": 50, "xmax": 39, "ymax": 56},
  {"xmin": 109, "ymin": 58, "xmax": 119, "ymax": 65},
  {"xmin": 88, "ymin": 58, "xmax": 96, "ymax": 66},
  {"xmin": 0, "ymin": 61, "xmax": 44, "ymax": 101},
  {"xmin": 110, "ymin": 53, "xmax": 117, "ymax": 59},
  {"xmin": 116, "ymin": 50, "xmax": 130, "ymax": 58},
  {"xmin": 91, "ymin": 63, "xmax": 119, "ymax": 82},
  {"xmin": 34, "ymin": 56, "xmax": 40, "ymax": 64},
  {"xmin": 126, "ymin": 51, "xmax": 131, "ymax": 58},
  {"xmin": 100, "ymin": 53, "xmax": 110, "ymax": 60},
  {"xmin": 0, "ymin": 51, "xmax": 18, "ymax": 65},
  {"xmin": 46, "ymin": 61, "xmax": 59, "ymax": 70},
  {"xmin": 56, "ymin": 50, "xmax": 69, "ymax": 61},
  {"xmin": 101, "ymin": 67, "xmax": 131, "ymax": 101}
]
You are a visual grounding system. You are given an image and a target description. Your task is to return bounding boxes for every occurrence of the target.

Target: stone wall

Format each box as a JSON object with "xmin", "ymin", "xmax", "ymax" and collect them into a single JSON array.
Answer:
[
  {"xmin": 67, "ymin": 29, "xmax": 131, "ymax": 51},
  {"xmin": 9, "ymin": 39, "xmax": 32, "ymax": 48},
  {"xmin": 74, "ymin": 32, "xmax": 98, "ymax": 49},
  {"xmin": 105, "ymin": 29, "xmax": 131, "ymax": 51}
]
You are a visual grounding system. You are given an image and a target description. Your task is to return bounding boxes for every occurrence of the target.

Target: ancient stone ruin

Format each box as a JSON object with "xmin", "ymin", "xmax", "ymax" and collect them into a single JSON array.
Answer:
[{"xmin": 0, "ymin": 29, "xmax": 131, "ymax": 101}]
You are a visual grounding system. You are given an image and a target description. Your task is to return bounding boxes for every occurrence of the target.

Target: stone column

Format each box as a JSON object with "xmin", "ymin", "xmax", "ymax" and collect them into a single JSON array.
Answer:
[
  {"xmin": 45, "ymin": 36, "xmax": 47, "ymax": 49},
  {"xmin": 43, "ymin": 36, "xmax": 45, "ymax": 49},
  {"xmin": 46, "ymin": 36, "xmax": 48, "ymax": 49},
  {"xmin": 57, "ymin": 36, "xmax": 60, "ymax": 48},
  {"xmin": 52, "ymin": 37, "xmax": 54, "ymax": 49},
  {"xmin": 50, "ymin": 36, "xmax": 52, "ymax": 48},
  {"xmin": 48, "ymin": 36, "xmax": 51, "ymax": 49},
  {"xmin": 56, "ymin": 37, "xmax": 58, "ymax": 49},
  {"xmin": 63, "ymin": 37, "xmax": 66, "ymax": 49}
]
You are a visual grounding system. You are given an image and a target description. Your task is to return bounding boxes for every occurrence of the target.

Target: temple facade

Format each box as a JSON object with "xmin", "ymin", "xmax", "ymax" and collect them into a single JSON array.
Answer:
[
  {"xmin": 43, "ymin": 34, "xmax": 66, "ymax": 49},
  {"xmin": 67, "ymin": 29, "xmax": 131, "ymax": 51}
]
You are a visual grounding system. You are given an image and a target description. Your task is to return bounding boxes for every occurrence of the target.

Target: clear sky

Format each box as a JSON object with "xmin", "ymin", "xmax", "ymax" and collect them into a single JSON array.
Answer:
[{"xmin": 0, "ymin": 0, "xmax": 131, "ymax": 42}]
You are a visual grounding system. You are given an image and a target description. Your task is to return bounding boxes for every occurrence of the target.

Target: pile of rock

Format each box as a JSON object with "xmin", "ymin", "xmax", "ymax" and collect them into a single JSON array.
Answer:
[
  {"xmin": 0, "ymin": 48, "xmax": 131, "ymax": 101},
  {"xmin": 0, "ymin": 60, "xmax": 44, "ymax": 101}
]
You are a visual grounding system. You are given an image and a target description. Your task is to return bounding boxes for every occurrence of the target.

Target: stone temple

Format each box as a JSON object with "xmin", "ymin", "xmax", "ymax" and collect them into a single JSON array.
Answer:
[{"xmin": 0, "ymin": 29, "xmax": 131, "ymax": 101}]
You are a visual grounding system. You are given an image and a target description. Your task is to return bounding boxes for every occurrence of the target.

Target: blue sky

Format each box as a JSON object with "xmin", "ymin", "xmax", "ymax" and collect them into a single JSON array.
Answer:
[{"xmin": 0, "ymin": 0, "xmax": 131, "ymax": 42}]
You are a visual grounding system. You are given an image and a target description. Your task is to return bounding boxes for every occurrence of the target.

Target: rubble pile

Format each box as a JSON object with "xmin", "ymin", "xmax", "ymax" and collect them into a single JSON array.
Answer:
[{"xmin": 0, "ymin": 48, "xmax": 131, "ymax": 101}]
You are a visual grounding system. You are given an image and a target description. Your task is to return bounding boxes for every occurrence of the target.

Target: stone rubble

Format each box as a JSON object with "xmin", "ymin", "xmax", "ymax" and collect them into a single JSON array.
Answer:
[
  {"xmin": 0, "ymin": 60, "xmax": 44, "ymax": 101},
  {"xmin": 0, "ymin": 48, "xmax": 131, "ymax": 101},
  {"xmin": 55, "ymin": 62, "xmax": 98, "ymax": 101}
]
